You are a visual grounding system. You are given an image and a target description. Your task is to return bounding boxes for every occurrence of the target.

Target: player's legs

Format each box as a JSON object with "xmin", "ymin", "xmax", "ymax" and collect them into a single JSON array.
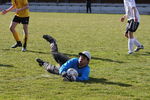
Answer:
[
  {"xmin": 36, "ymin": 58, "xmax": 60, "ymax": 74},
  {"xmin": 89, "ymin": 5, "xmax": 92, "ymax": 13},
  {"xmin": 22, "ymin": 24, "xmax": 28, "ymax": 52},
  {"xmin": 9, "ymin": 21, "xmax": 22, "ymax": 48},
  {"xmin": 128, "ymin": 20, "xmax": 144, "ymax": 52},
  {"xmin": 125, "ymin": 22, "xmax": 130, "ymax": 38},
  {"xmin": 43, "ymin": 35, "xmax": 58, "ymax": 52},
  {"xmin": 128, "ymin": 31, "xmax": 134, "ymax": 38},
  {"xmin": 52, "ymin": 52, "xmax": 70, "ymax": 66},
  {"xmin": 86, "ymin": 5, "xmax": 89, "ymax": 13},
  {"xmin": 21, "ymin": 17, "xmax": 29, "ymax": 52},
  {"xmin": 43, "ymin": 35, "xmax": 70, "ymax": 66},
  {"xmin": 125, "ymin": 19, "xmax": 144, "ymax": 54},
  {"xmin": 36, "ymin": 35, "xmax": 70, "ymax": 74},
  {"xmin": 36, "ymin": 54, "xmax": 69, "ymax": 74},
  {"xmin": 125, "ymin": 21, "xmax": 134, "ymax": 54},
  {"xmin": 127, "ymin": 32, "xmax": 134, "ymax": 54},
  {"xmin": 134, "ymin": 39, "xmax": 144, "ymax": 52}
]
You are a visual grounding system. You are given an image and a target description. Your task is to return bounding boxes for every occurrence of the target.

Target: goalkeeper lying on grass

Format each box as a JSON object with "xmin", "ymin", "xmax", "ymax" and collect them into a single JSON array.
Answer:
[{"xmin": 36, "ymin": 35, "xmax": 91, "ymax": 82}]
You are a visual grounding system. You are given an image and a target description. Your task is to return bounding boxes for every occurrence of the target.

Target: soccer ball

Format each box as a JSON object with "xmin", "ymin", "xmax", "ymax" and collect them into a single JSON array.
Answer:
[{"xmin": 67, "ymin": 68, "xmax": 78, "ymax": 77}]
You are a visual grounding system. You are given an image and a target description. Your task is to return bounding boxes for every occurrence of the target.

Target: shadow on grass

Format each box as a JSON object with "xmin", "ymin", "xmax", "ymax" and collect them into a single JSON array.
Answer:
[
  {"xmin": 63, "ymin": 53, "xmax": 125, "ymax": 63},
  {"xmin": 26, "ymin": 50, "xmax": 50, "ymax": 54},
  {"xmin": 2, "ymin": 49, "xmax": 50, "ymax": 54},
  {"xmin": 140, "ymin": 52, "xmax": 150, "ymax": 56},
  {"xmin": 2, "ymin": 49, "xmax": 124, "ymax": 63},
  {"xmin": 2, "ymin": 48, "xmax": 12, "ymax": 51},
  {"xmin": 0, "ymin": 64, "xmax": 14, "ymax": 67},
  {"xmin": 84, "ymin": 77, "xmax": 132, "ymax": 87}
]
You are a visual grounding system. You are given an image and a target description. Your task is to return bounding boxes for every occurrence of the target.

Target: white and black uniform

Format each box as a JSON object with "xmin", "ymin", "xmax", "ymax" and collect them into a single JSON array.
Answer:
[
  {"xmin": 124, "ymin": 0, "xmax": 140, "ymax": 22},
  {"xmin": 124, "ymin": 0, "xmax": 140, "ymax": 33},
  {"xmin": 123, "ymin": 0, "xmax": 143, "ymax": 54}
]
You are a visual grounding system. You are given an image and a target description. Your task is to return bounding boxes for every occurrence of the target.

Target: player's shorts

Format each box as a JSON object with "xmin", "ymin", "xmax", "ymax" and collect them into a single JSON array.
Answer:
[
  {"xmin": 125, "ymin": 19, "xmax": 139, "ymax": 34},
  {"xmin": 52, "ymin": 52, "xmax": 70, "ymax": 66},
  {"xmin": 13, "ymin": 15, "xmax": 29, "ymax": 24}
]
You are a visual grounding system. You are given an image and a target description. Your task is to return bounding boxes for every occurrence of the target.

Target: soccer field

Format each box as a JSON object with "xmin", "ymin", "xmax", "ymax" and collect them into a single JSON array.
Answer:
[{"xmin": 0, "ymin": 12, "xmax": 150, "ymax": 100}]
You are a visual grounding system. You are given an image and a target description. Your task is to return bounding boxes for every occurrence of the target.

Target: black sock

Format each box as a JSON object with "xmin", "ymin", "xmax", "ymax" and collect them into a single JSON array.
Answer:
[{"xmin": 17, "ymin": 41, "xmax": 22, "ymax": 45}]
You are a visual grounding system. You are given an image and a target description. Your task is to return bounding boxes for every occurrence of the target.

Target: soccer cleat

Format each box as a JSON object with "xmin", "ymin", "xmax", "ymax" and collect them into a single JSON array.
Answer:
[
  {"xmin": 36, "ymin": 58, "xmax": 45, "ymax": 66},
  {"xmin": 22, "ymin": 47, "xmax": 26, "ymax": 52},
  {"xmin": 43, "ymin": 35, "xmax": 58, "ymax": 52},
  {"xmin": 11, "ymin": 42, "xmax": 22, "ymax": 48},
  {"xmin": 134, "ymin": 45, "xmax": 144, "ymax": 52},
  {"xmin": 128, "ymin": 51, "xmax": 133, "ymax": 54},
  {"xmin": 22, "ymin": 43, "xmax": 27, "ymax": 52},
  {"xmin": 43, "ymin": 35, "xmax": 56, "ymax": 43},
  {"xmin": 36, "ymin": 58, "xmax": 55, "ymax": 71}
]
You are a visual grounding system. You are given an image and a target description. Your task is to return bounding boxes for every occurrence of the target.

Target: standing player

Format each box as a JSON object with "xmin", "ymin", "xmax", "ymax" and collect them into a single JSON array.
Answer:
[
  {"xmin": 86, "ymin": 0, "xmax": 92, "ymax": 13},
  {"xmin": 1, "ymin": 0, "xmax": 29, "ymax": 52},
  {"xmin": 120, "ymin": 0, "xmax": 144, "ymax": 54}
]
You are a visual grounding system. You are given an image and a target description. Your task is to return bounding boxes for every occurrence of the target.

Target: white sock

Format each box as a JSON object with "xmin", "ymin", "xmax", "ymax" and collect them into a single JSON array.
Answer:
[
  {"xmin": 133, "ymin": 38, "xmax": 141, "ymax": 47},
  {"xmin": 128, "ymin": 39, "xmax": 134, "ymax": 52}
]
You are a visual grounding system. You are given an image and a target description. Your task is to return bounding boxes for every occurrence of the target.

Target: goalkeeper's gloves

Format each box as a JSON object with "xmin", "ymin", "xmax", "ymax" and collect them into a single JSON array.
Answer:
[
  {"xmin": 61, "ymin": 71, "xmax": 76, "ymax": 82},
  {"xmin": 61, "ymin": 71, "xmax": 67, "ymax": 77},
  {"xmin": 63, "ymin": 75, "xmax": 76, "ymax": 82}
]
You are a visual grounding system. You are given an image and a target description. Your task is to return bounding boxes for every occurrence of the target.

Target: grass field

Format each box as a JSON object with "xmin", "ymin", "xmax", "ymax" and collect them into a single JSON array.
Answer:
[{"xmin": 0, "ymin": 12, "xmax": 150, "ymax": 100}]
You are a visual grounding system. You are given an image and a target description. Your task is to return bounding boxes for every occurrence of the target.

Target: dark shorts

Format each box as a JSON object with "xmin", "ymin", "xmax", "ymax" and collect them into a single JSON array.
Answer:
[
  {"xmin": 52, "ymin": 52, "xmax": 70, "ymax": 66},
  {"xmin": 126, "ymin": 19, "xmax": 139, "ymax": 33},
  {"xmin": 13, "ymin": 15, "xmax": 29, "ymax": 24}
]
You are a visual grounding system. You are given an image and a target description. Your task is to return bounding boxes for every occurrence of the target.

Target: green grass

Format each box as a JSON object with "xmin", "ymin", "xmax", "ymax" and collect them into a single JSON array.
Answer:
[{"xmin": 0, "ymin": 12, "xmax": 150, "ymax": 100}]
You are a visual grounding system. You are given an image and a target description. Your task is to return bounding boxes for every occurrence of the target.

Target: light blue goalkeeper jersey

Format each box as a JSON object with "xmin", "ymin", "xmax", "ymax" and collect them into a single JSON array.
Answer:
[{"xmin": 59, "ymin": 58, "xmax": 90, "ymax": 81}]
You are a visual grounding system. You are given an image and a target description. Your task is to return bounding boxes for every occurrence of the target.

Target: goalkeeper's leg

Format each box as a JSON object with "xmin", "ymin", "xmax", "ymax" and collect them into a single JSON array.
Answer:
[
  {"xmin": 52, "ymin": 52, "xmax": 70, "ymax": 66},
  {"xmin": 43, "ymin": 35, "xmax": 58, "ymax": 52},
  {"xmin": 43, "ymin": 35, "xmax": 70, "ymax": 66},
  {"xmin": 36, "ymin": 58, "xmax": 60, "ymax": 74}
]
